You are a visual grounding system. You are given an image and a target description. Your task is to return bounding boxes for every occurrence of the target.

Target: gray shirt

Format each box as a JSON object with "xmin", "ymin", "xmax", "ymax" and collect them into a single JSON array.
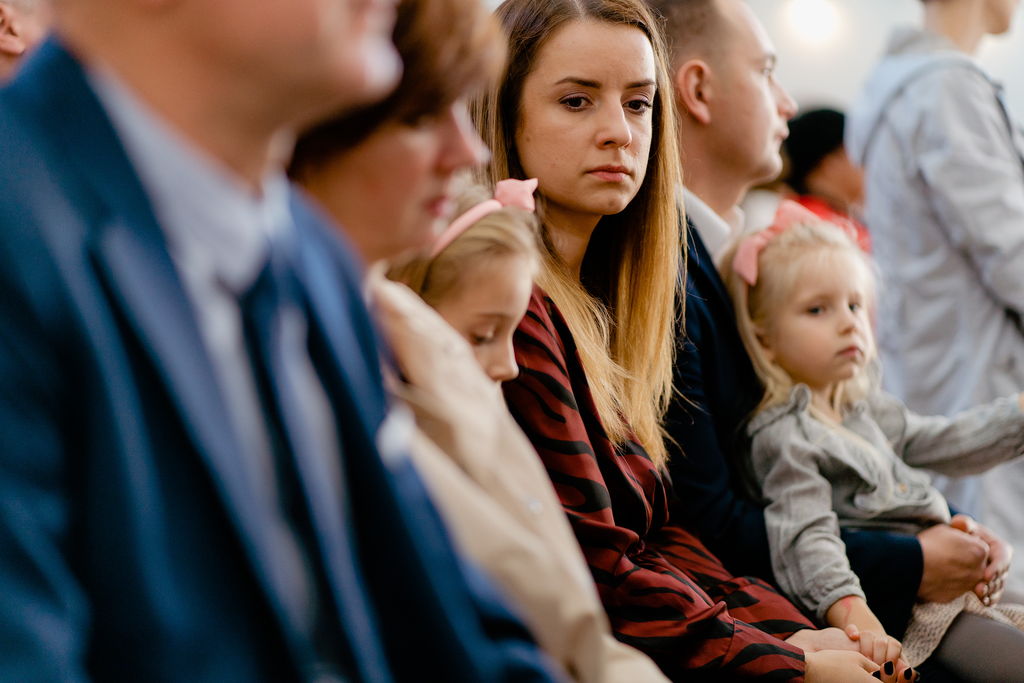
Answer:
[
  {"xmin": 847, "ymin": 28, "xmax": 1024, "ymax": 420},
  {"xmin": 745, "ymin": 385, "xmax": 1024, "ymax": 620}
]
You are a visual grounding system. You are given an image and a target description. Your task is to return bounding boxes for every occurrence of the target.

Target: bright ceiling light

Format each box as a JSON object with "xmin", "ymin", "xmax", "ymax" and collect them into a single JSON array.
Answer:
[{"xmin": 784, "ymin": 0, "xmax": 842, "ymax": 48}]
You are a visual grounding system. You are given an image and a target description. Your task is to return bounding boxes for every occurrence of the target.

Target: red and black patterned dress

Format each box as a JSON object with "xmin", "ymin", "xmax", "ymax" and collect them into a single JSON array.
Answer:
[{"xmin": 502, "ymin": 288, "xmax": 815, "ymax": 681}]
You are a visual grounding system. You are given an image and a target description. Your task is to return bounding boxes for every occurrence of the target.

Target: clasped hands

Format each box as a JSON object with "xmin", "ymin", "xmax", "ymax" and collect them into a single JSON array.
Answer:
[
  {"xmin": 918, "ymin": 514, "xmax": 1012, "ymax": 606},
  {"xmin": 788, "ymin": 625, "xmax": 914, "ymax": 682}
]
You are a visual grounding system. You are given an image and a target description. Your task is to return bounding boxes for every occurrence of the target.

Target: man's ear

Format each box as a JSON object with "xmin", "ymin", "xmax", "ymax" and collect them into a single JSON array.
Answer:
[
  {"xmin": 673, "ymin": 58, "xmax": 713, "ymax": 126},
  {"xmin": 0, "ymin": 4, "xmax": 27, "ymax": 58}
]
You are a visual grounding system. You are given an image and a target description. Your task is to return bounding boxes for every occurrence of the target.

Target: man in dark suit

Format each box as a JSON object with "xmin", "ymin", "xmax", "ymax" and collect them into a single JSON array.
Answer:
[
  {"xmin": 0, "ymin": 0, "xmax": 556, "ymax": 680},
  {"xmin": 649, "ymin": 0, "xmax": 1010, "ymax": 647}
]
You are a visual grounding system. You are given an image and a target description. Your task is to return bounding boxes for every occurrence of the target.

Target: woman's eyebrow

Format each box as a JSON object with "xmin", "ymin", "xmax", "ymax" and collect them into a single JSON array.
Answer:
[
  {"xmin": 554, "ymin": 76, "xmax": 601, "ymax": 88},
  {"xmin": 553, "ymin": 78, "xmax": 655, "ymax": 89}
]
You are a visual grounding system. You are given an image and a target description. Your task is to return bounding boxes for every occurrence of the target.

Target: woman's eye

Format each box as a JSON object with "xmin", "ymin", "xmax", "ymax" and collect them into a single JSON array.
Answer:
[
  {"xmin": 625, "ymin": 98, "xmax": 652, "ymax": 113},
  {"xmin": 807, "ymin": 306, "xmax": 823, "ymax": 315},
  {"xmin": 470, "ymin": 334, "xmax": 493, "ymax": 346},
  {"xmin": 560, "ymin": 96, "xmax": 588, "ymax": 110},
  {"xmin": 849, "ymin": 303, "xmax": 861, "ymax": 313}
]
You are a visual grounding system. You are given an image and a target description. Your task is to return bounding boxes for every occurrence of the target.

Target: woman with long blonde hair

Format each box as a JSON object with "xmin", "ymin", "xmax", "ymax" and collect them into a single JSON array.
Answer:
[
  {"xmin": 474, "ymin": 0, "xmax": 680, "ymax": 462},
  {"xmin": 480, "ymin": 0, "xmax": 902, "ymax": 680}
]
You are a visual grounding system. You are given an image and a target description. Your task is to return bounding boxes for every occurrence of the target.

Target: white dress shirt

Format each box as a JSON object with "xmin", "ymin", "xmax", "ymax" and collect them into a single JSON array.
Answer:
[{"xmin": 682, "ymin": 187, "xmax": 745, "ymax": 263}]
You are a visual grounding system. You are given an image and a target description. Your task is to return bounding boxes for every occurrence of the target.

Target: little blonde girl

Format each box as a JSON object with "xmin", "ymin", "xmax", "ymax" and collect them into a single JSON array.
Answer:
[
  {"xmin": 721, "ymin": 201, "xmax": 1024, "ymax": 680},
  {"xmin": 387, "ymin": 178, "xmax": 540, "ymax": 382}
]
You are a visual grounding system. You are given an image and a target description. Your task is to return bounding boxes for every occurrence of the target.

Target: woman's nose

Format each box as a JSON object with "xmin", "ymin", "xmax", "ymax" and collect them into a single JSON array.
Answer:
[{"xmin": 597, "ymin": 105, "xmax": 632, "ymax": 149}]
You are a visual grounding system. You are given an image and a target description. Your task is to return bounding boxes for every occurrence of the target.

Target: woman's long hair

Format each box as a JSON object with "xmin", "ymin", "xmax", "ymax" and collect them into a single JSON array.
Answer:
[{"xmin": 473, "ymin": 0, "xmax": 684, "ymax": 468}]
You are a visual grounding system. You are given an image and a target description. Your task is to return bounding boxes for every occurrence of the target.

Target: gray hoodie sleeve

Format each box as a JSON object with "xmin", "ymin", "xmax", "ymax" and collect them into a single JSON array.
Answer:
[
  {"xmin": 869, "ymin": 390, "xmax": 1024, "ymax": 476},
  {"xmin": 749, "ymin": 409, "xmax": 866, "ymax": 621},
  {"xmin": 913, "ymin": 66, "xmax": 1024, "ymax": 314}
]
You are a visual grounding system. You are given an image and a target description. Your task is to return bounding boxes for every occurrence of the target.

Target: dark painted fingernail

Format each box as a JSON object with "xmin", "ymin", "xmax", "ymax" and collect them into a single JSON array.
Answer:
[
  {"xmin": 904, "ymin": 669, "xmax": 914, "ymax": 680},
  {"xmin": 871, "ymin": 671, "xmax": 882, "ymax": 680},
  {"xmin": 885, "ymin": 661, "xmax": 895, "ymax": 676}
]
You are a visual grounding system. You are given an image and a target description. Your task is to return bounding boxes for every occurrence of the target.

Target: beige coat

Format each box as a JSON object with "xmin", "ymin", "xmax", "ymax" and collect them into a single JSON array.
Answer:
[{"xmin": 370, "ymin": 277, "xmax": 668, "ymax": 683}]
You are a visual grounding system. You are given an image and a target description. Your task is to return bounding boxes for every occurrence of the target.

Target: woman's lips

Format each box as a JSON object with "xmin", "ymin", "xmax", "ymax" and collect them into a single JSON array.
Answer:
[{"xmin": 587, "ymin": 166, "xmax": 630, "ymax": 183}]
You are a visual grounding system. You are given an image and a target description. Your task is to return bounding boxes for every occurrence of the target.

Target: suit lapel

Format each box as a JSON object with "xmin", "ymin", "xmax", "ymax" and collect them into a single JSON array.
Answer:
[
  {"xmin": 20, "ymin": 40, "xmax": 313, "ymax": 651},
  {"xmin": 686, "ymin": 219, "xmax": 733, "ymax": 312},
  {"xmin": 95, "ymin": 220, "xmax": 268, "ymax": 526},
  {"xmin": 293, "ymin": 217, "xmax": 386, "ymax": 432}
]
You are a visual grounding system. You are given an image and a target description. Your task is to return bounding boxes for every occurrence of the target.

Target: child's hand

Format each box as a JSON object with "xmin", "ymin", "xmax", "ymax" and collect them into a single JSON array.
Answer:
[{"xmin": 843, "ymin": 623, "xmax": 904, "ymax": 668}]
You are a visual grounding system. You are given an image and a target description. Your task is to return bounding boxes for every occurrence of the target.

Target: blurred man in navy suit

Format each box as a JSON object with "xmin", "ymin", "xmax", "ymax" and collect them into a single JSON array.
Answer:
[{"xmin": 0, "ymin": 0, "xmax": 557, "ymax": 680}]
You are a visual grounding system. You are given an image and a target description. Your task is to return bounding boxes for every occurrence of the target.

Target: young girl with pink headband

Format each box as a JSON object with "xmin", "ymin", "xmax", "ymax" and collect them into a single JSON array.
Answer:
[
  {"xmin": 389, "ymin": 177, "xmax": 541, "ymax": 383},
  {"xmin": 722, "ymin": 200, "xmax": 1024, "ymax": 680}
]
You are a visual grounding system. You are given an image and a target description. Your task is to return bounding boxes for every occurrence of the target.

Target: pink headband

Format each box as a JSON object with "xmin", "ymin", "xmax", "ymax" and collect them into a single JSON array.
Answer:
[
  {"xmin": 731, "ymin": 200, "xmax": 825, "ymax": 286},
  {"xmin": 430, "ymin": 177, "xmax": 539, "ymax": 258}
]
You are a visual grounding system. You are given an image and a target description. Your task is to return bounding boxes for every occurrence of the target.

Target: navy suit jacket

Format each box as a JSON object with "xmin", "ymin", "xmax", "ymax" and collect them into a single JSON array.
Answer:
[
  {"xmin": 0, "ymin": 40, "xmax": 556, "ymax": 682},
  {"xmin": 666, "ymin": 220, "xmax": 922, "ymax": 637}
]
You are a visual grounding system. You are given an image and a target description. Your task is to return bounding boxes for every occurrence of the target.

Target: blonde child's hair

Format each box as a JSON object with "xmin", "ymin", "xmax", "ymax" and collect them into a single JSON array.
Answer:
[
  {"xmin": 720, "ymin": 217, "xmax": 878, "ymax": 419},
  {"xmin": 388, "ymin": 181, "xmax": 541, "ymax": 306}
]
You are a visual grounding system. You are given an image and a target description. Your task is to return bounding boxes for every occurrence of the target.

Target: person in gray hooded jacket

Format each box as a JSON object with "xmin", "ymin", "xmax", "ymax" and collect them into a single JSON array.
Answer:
[{"xmin": 847, "ymin": 0, "xmax": 1024, "ymax": 601}]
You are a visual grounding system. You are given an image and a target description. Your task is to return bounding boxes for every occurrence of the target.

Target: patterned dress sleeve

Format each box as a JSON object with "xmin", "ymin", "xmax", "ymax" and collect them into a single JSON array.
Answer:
[{"xmin": 502, "ymin": 288, "xmax": 810, "ymax": 681}]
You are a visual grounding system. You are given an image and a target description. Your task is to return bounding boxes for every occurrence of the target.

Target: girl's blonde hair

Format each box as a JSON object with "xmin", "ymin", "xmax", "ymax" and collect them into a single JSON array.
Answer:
[
  {"xmin": 720, "ymin": 218, "xmax": 878, "ymax": 418},
  {"xmin": 473, "ymin": 0, "xmax": 684, "ymax": 468},
  {"xmin": 388, "ymin": 181, "xmax": 542, "ymax": 305}
]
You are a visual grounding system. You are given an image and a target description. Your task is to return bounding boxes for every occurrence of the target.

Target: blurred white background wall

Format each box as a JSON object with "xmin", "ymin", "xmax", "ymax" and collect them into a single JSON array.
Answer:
[{"xmin": 750, "ymin": 0, "xmax": 1023, "ymax": 117}]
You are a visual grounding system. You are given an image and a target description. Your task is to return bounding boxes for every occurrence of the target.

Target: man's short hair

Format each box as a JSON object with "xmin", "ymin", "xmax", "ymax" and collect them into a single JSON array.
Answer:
[{"xmin": 645, "ymin": 0, "xmax": 724, "ymax": 66}]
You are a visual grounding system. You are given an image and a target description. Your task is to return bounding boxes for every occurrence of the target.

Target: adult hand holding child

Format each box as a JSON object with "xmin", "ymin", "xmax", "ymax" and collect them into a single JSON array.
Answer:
[
  {"xmin": 918, "ymin": 513, "xmax": 1012, "ymax": 607},
  {"xmin": 787, "ymin": 624, "xmax": 908, "ymax": 673},
  {"xmin": 950, "ymin": 514, "xmax": 1012, "ymax": 606},
  {"xmin": 917, "ymin": 520, "xmax": 989, "ymax": 603},
  {"xmin": 804, "ymin": 651, "xmax": 911, "ymax": 683}
]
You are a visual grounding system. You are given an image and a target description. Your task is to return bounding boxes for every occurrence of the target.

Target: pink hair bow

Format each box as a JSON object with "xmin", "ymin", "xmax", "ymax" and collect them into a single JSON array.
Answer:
[
  {"xmin": 430, "ymin": 177, "xmax": 538, "ymax": 257},
  {"xmin": 731, "ymin": 200, "xmax": 821, "ymax": 286}
]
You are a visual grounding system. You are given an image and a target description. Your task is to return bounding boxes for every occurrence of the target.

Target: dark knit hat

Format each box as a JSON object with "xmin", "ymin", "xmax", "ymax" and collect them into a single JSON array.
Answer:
[{"xmin": 784, "ymin": 108, "xmax": 845, "ymax": 195}]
